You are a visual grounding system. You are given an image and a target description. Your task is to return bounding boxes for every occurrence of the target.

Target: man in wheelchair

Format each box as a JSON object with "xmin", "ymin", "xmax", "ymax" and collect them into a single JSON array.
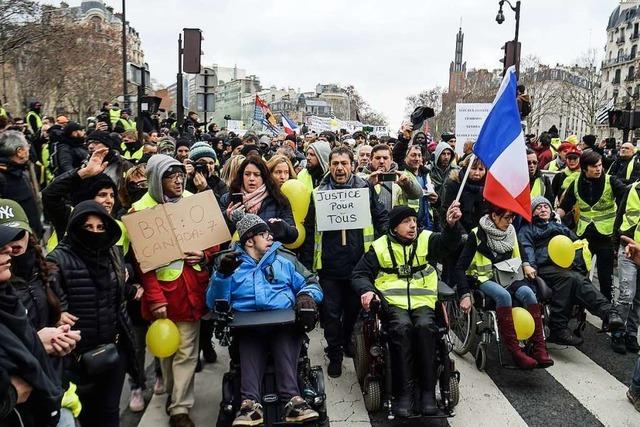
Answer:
[
  {"xmin": 351, "ymin": 203, "xmax": 462, "ymax": 417},
  {"xmin": 517, "ymin": 196, "xmax": 624, "ymax": 346},
  {"xmin": 206, "ymin": 212, "xmax": 324, "ymax": 426}
]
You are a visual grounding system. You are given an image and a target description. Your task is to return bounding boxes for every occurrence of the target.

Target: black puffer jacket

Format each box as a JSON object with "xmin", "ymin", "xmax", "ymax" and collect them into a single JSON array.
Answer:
[
  {"xmin": 46, "ymin": 202, "xmax": 141, "ymax": 383},
  {"xmin": 0, "ymin": 158, "xmax": 43, "ymax": 237},
  {"xmin": 441, "ymin": 168, "xmax": 487, "ymax": 234},
  {"xmin": 51, "ymin": 135, "xmax": 88, "ymax": 176}
]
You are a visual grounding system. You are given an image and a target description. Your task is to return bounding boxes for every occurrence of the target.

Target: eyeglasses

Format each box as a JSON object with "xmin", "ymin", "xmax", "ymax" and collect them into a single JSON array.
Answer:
[
  {"xmin": 162, "ymin": 172, "xmax": 185, "ymax": 182},
  {"xmin": 128, "ymin": 180, "xmax": 148, "ymax": 189},
  {"xmin": 198, "ymin": 160, "xmax": 216, "ymax": 166},
  {"xmin": 500, "ymin": 214, "xmax": 515, "ymax": 222},
  {"xmin": 527, "ymin": 160, "xmax": 538, "ymax": 165},
  {"xmin": 257, "ymin": 231, "xmax": 272, "ymax": 240}
]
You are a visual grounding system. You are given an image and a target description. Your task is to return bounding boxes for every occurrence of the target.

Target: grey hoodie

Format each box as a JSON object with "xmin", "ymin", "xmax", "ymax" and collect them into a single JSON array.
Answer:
[
  {"xmin": 308, "ymin": 140, "xmax": 331, "ymax": 174},
  {"xmin": 145, "ymin": 154, "xmax": 185, "ymax": 203}
]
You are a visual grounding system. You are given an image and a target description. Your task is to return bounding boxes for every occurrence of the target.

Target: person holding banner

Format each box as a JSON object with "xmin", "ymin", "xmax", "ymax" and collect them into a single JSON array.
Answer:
[
  {"xmin": 301, "ymin": 146, "xmax": 389, "ymax": 378},
  {"xmin": 130, "ymin": 154, "xmax": 220, "ymax": 427},
  {"xmin": 352, "ymin": 203, "xmax": 462, "ymax": 416}
]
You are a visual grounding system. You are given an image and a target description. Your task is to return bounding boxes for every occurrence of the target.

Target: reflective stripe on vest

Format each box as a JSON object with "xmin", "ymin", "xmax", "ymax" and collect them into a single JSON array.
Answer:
[
  {"xmin": 371, "ymin": 232, "xmax": 437, "ymax": 311},
  {"xmin": 130, "ymin": 191, "xmax": 200, "ymax": 281},
  {"xmin": 530, "ymin": 177, "xmax": 545, "ymax": 198},
  {"xmin": 311, "ymin": 187, "xmax": 374, "ymax": 271},
  {"xmin": 621, "ymin": 182, "xmax": 640, "ymax": 233},
  {"xmin": 465, "ymin": 228, "xmax": 521, "ymax": 283},
  {"xmin": 574, "ymin": 174, "xmax": 617, "ymax": 237}
]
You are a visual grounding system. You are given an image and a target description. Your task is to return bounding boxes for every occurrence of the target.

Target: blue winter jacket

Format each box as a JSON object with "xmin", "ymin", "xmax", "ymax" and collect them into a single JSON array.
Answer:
[
  {"xmin": 206, "ymin": 242, "xmax": 323, "ymax": 312},
  {"xmin": 517, "ymin": 217, "xmax": 578, "ymax": 269}
]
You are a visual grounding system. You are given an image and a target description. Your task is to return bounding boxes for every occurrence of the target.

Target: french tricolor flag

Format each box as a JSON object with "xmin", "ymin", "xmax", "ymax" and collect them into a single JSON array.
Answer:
[
  {"xmin": 473, "ymin": 66, "xmax": 531, "ymax": 221},
  {"xmin": 281, "ymin": 114, "xmax": 299, "ymax": 136}
]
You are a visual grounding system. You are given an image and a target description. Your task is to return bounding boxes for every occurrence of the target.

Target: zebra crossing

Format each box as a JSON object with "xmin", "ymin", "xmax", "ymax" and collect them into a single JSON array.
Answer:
[{"xmin": 131, "ymin": 318, "xmax": 640, "ymax": 427}]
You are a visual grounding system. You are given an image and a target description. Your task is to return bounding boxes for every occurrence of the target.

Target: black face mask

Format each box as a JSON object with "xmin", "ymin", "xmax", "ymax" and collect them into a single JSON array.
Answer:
[
  {"xmin": 72, "ymin": 228, "xmax": 114, "ymax": 252},
  {"xmin": 11, "ymin": 247, "xmax": 36, "ymax": 281},
  {"xmin": 127, "ymin": 186, "xmax": 147, "ymax": 203}
]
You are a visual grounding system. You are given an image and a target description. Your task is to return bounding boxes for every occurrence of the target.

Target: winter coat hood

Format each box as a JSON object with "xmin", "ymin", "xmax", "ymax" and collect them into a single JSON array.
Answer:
[
  {"xmin": 145, "ymin": 154, "xmax": 185, "ymax": 204},
  {"xmin": 434, "ymin": 141, "xmax": 454, "ymax": 169}
]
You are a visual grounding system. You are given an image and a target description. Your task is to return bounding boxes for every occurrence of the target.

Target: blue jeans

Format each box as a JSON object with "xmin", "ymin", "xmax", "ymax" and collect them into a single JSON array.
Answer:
[
  {"xmin": 632, "ymin": 357, "xmax": 640, "ymax": 395},
  {"xmin": 479, "ymin": 280, "xmax": 537, "ymax": 308}
]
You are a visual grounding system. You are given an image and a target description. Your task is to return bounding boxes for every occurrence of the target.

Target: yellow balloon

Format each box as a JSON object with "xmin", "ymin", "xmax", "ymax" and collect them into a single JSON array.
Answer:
[
  {"xmin": 548, "ymin": 235, "xmax": 575, "ymax": 268},
  {"xmin": 284, "ymin": 222, "xmax": 306, "ymax": 250},
  {"xmin": 281, "ymin": 179, "xmax": 310, "ymax": 223},
  {"xmin": 512, "ymin": 307, "xmax": 535, "ymax": 341},
  {"xmin": 146, "ymin": 319, "xmax": 181, "ymax": 358}
]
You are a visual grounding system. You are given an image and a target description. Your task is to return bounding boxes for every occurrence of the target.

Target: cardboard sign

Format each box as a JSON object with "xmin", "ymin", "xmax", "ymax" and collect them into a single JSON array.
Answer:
[
  {"xmin": 455, "ymin": 103, "xmax": 491, "ymax": 154},
  {"xmin": 314, "ymin": 188, "xmax": 372, "ymax": 232},
  {"xmin": 122, "ymin": 191, "xmax": 231, "ymax": 273}
]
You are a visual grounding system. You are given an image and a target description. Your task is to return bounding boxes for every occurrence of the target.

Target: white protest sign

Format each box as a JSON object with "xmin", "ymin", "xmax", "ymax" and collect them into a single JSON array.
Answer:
[
  {"xmin": 314, "ymin": 188, "xmax": 372, "ymax": 232},
  {"xmin": 455, "ymin": 103, "xmax": 491, "ymax": 156}
]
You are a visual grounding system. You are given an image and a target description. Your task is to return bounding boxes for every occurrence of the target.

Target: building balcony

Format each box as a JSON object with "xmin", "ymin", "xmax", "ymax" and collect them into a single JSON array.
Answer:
[
  {"xmin": 613, "ymin": 77, "xmax": 621, "ymax": 85},
  {"xmin": 603, "ymin": 54, "xmax": 637, "ymax": 68},
  {"xmin": 626, "ymin": 75, "xmax": 636, "ymax": 82}
]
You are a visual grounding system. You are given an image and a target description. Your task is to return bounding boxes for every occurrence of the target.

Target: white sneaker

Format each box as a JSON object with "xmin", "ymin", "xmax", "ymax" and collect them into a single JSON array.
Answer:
[
  {"xmin": 129, "ymin": 388, "xmax": 145, "ymax": 412},
  {"xmin": 153, "ymin": 376, "xmax": 165, "ymax": 395}
]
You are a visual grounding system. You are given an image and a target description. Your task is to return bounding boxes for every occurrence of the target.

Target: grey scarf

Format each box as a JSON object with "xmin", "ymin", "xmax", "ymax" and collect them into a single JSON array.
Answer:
[{"xmin": 479, "ymin": 214, "xmax": 516, "ymax": 255}]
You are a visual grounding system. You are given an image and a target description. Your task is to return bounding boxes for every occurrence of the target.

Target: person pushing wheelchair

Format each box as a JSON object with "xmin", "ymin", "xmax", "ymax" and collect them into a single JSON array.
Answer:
[
  {"xmin": 207, "ymin": 211, "xmax": 323, "ymax": 426},
  {"xmin": 351, "ymin": 202, "xmax": 462, "ymax": 417}
]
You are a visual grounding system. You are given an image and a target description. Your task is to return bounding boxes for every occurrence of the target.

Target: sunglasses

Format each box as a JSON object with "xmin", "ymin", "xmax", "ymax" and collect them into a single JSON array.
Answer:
[{"xmin": 528, "ymin": 160, "xmax": 538, "ymax": 165}]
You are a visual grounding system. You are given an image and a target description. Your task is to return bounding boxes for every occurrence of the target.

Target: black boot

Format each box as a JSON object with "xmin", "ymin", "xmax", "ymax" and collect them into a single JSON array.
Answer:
[
  {"xmin": 604, "ymin": 309, "xmax": 625, "ymax": 333},
  {"xmin": 611, "ymin": 333, "xmax": 627, "ymax": 354},
  {"xmin": 626, "ymin": 335, "xmax": 640, "ymax": 352},
  {"xmin": 200, "ymin": 319, "xmax": 217, "ymax": 363},
  {"xmin": 547, "ymin": 328, "xmax": 583, "ymax": 346},
  {"xmin": 393, "ymin": 391, "xmax": 413, "ymax": 418}
]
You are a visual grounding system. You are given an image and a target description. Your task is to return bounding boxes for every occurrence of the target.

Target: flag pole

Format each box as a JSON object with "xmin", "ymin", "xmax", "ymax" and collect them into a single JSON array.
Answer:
[{"xmin": 455, "ymin": 154, "xmax": 475, "ymax": 203}]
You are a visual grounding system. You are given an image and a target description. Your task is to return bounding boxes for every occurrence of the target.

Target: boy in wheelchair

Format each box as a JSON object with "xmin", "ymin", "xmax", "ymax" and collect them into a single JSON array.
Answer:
[
  {"xmin": 517, "ymin": 196, "xmax": 624, "ymax": 346},
  {"xmin": 351, "ymin": 203, "xmax": 462, "ymax": 417},
  {"xmin": 454, "ymin": 203, "xmax": 553, "ymax": 370},
  {"xmin": 206, "ymin": 212, "xmax": 324, "ymax": 426}
]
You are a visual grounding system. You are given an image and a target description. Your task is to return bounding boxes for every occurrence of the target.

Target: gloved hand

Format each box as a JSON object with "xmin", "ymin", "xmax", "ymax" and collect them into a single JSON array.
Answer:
[
  {"xmin": 267, "ymin": 218, "xmax": 287, "ymax": 241},
  {"xmin": 295, "ymin": 293, "xmax": 318, "ymax": 332},
  {"xmin": 218, "ymin": 252, "xmax": 241, "ymax": 276}
]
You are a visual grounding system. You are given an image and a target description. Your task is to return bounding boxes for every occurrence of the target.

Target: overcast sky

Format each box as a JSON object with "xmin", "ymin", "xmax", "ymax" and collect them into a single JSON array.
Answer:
[{"xmin": 45, "ymin": 0, "xmax": 618, "ymax": 128}]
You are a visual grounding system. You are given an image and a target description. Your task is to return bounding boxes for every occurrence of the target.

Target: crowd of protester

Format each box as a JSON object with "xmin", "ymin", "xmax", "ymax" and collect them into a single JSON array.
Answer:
[{"xmin": 0, "ymin": 101, "xmax": 640, "ymax": 427}]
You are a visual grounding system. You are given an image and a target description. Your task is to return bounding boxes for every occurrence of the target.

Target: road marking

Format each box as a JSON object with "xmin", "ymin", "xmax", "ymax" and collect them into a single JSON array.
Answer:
[{"xmin": 547, "ymin": 345, "xmax": 638, "ymax": 426}]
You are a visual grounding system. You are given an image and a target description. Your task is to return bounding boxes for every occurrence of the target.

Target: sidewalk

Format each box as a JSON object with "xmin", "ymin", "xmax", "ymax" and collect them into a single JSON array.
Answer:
[{"xmin": 137, "ymin": 329, "xmax": 370, "ymax": 426}]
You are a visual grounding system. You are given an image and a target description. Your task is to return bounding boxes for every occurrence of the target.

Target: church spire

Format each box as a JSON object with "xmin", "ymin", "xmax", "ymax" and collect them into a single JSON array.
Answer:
[{"xmin": 454, "ymin": 27, "xmax": 464, "ymax": 72}]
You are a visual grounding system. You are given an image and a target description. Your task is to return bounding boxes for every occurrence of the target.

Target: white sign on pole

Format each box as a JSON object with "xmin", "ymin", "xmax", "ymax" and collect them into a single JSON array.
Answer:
[
  {"xmin": 455, "ymin": 103, "xmax": 491, "ymax": 155},
  {"xmin": 314, "ymin": 188, "xmax": 372, "ymax": 232}
]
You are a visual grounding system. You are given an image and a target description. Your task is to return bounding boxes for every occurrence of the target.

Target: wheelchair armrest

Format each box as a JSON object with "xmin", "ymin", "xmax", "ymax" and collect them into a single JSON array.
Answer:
[
  {"xmin": 438, "ymin": 281, "xmax": 456, "ymax": 301},
  {"xmin": 534, "ymin": 277, "xmax": 553, "ymax": 302}
]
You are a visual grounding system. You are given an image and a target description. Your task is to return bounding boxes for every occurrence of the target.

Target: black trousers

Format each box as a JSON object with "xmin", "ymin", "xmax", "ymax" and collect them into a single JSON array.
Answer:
[
  {"xmin": 237, "ymin": 326, "xmax": 302, "ymax": 402},
  {"xmin": 384, "ymin": 305, "xmax": 437, "ymax": 396},
  {"xmin": 538, "ymin": 265, "xmax": 612, "ymax": 332},
  {"xmin": 587, "ymin": 235, "xmax": 615, "ymax": 302},
  {"xmin": 70, "ymin": 346, "xmax": 127, "ymax": 427},
  {"xmin": 319, "ymin": 277, "xmax": 360, "ymax": 359}
]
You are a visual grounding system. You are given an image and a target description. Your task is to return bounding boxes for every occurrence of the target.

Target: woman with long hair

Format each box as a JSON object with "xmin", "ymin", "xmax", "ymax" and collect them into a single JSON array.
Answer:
[
  {"xmin": 222, "ymin": 155, "xmax": 298, "ymax": 244},
  {"xmin": 266, "ymin": 154, "xmax": 297, "ymax": 188}
]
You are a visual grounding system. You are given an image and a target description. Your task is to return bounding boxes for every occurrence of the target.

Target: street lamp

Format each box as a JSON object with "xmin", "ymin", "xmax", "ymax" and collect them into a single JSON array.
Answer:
[{"xmin": 496, "ymin": 0, "xmax": 521, "ymax": 76}]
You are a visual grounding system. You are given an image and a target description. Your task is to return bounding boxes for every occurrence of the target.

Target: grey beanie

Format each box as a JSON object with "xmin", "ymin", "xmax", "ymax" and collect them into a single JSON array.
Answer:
[
  {"xmin": 231, "ymin": 210, "xmax": 270, "ymax": 244},
  {"xmin": 531, "ymin": 196, "xmax": 552, "ymax": 213}
]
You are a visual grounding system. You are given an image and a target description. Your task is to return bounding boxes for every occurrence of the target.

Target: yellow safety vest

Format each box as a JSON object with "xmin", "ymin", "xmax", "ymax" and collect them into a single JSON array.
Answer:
[
  {"xmin": 574, "ymin": 174, "xmax": 616, "ymax": 237},
  {"xmin": 0, "ymin": 107, "xmax": 7, "ymax": 118},
  {"xmin": 121, "ymin": 143, "xmax": 144, "ymax": 162},
  {"xmin": 372, "ymin": 232, "xmax": 437, "ymax": 311},
  {"xmin": 116, "ymin": 118, "xmax": 136, "ymax": 131},
  {"xmin": 109, "ymin": 108, "xmax": 121, "ymax": 124},
  {"xmin": 466, "ymin": 228, "xmax": 521, "ymax": 283},
  {"xmin": 61, "ymin": 382, "xmax": 82, "ymax": 417},
  {"xmin": 561, "ymin": 168, "xmax": 580, "ymax": 191},
  {"xmin": 621, "ymin": 182, "xmax": 640, "ymax": 233},
  {"xmin": 25, "ymin": 111, "xmax": 42, "ymax": 134},
  {"xmin": 130, "ymin": 191, "xmax": 200, "ymax": 281},
  {"xmin": 547, "ymin": 160, "xmax": 561, "ymax": 172},
  {"xmin": 47, "ymin": 218, "xmax": 130, "ymax": 255},
  {"xmin": 550, "ymin": 138, "xmax": 561, "ymax": 154},
  {"xmin": 297, "ymin": 168, "xmax": 314, "ymax": 193},
  {"xmin": 311, "ymin": 187, "xmax": 375, "ymax": 271},
  {"xmin": 530, "ymin": 176, "xmax": 545, "ymax": 198}
]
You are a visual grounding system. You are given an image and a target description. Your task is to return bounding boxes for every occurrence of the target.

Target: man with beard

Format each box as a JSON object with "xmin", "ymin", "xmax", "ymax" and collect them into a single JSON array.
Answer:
[
  {"xmin": 297, "ymin": 140, "xmax": 331, "ymax": 192},
  {"xmin": 429, "ymin": 141, "xmax": 458, "ymax": 229},
  {"xmin": 403, "ymin": 145, "xmax": 436, "ymax": 229},
  {"xmin": 51, "ymin": 122, "xmax": 88, "ymax": 176}
]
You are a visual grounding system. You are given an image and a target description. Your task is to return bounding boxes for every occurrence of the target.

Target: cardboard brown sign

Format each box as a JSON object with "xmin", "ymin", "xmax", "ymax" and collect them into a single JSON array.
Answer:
[{"xmin": 122, "ymin": 191, "xmax": 231, "ymax": 273}]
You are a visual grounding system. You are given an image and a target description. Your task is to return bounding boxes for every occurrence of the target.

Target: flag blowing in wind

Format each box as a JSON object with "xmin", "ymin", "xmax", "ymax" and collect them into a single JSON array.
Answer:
[
  {"xmin": 281, "ymin": 114, "xmax": 299, "ymax": 135},
  {"xmin": 473, "ymin": 66, "xmax": 531, "ymax": 221}
]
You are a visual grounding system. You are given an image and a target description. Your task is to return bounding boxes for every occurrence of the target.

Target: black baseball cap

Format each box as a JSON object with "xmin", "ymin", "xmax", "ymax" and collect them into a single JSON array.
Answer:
[{"xmin": 0, "ymin": 224, "xmax": 25, "ymax": 247}]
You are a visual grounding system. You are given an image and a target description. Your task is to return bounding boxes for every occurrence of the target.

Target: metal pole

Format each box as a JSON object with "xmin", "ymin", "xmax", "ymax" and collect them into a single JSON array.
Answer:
[
  {"xmin": 176, "ymin": 33, "xmax": 184, "ymax": 131},
  {"xmin": 513, "ymin": 1, "xmax": 520, "ymax": 78},
  {"xmin": 137, "ymin": 64, "xmax": 145, "ymax": 142},
  {"xmin": 121, "ymin": 0, "xmax": 128, "ymax": 108}
]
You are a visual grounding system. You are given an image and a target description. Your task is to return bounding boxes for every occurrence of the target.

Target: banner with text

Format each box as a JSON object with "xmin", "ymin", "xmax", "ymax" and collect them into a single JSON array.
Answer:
[
  {"xmin": 122, "ymin": 191, "xmax": 231, "ymax": 273},
  {"xmin": 455, "ymin": 103, "xmax": 491, "ymax": 156},
  {"xmin": 314, "ymin": 188, "xmax": 372, "ymax": 232}
]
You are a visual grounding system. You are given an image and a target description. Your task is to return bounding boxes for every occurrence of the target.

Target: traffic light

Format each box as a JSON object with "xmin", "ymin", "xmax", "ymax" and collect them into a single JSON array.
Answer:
[
  {"xmin": 500, "ymin": 40, "xmax": 521, "ymax": 76},
  {"xmin": 183, "ymin": 28, "xmax": 202, "ymax": 74},
  {"xmin": 608, "ymin": 110, "xmax": 624, "ymax": 128}
]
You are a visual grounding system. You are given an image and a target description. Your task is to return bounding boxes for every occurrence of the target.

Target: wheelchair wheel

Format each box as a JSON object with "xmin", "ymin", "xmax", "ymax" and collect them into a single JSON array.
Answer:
[
  {"xmin": 448, "ymin": 302, "xmax": 478, "ymax": 355},
  {"xmin": 363, "ymin": 380, "xmax": 382, "ymax": 412},
  {"xmin": 449, "ymin": 375, "xmax": 460, "ymax": 407},
  {"xmin": 353, "ymin": 331, "xmax": 368, "ymax": 385},
  {"xmin": 475, "ymin": 343, "xmax": 487, "ymax": 371}
]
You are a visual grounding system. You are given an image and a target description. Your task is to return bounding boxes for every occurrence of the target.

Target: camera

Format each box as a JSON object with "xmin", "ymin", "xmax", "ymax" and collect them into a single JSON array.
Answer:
[
  {"xmin": 379, "ymin": 172, "xmax": 397, "ymax": 182},
  {"xmin": 605, "ymin": 137, "xmax": 617, "ymax": 150},
  {"xmin": 194, "ymin": 163, "xmax": 209, "ymax": 175}
]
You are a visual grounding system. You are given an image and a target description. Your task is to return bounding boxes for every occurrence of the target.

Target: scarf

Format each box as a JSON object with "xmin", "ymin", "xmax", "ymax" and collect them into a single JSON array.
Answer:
[
  {"xmin": 478, "ymin": 214, "xmax": 516, "ymax": 255},
  {"xmin": 243, "ymin": 184, "xmax": 268, "ymax": 214}
]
